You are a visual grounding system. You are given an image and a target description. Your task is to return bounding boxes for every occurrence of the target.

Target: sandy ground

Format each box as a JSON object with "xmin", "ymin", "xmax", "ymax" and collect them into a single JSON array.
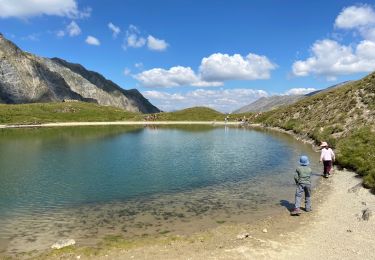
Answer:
[{"xmin": 41, "ymin": 169, "xmax": 374, "ymax": 260}]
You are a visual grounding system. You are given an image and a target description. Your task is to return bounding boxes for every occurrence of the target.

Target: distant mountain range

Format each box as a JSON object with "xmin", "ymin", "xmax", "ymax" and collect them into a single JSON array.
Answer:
[
  {"xmin": 0, "ymin": 33, "xmax": 159, "ymax": 113},
  {"xmin": 233, "ymin": 81, "xmax": 351, "ymax": 114}
]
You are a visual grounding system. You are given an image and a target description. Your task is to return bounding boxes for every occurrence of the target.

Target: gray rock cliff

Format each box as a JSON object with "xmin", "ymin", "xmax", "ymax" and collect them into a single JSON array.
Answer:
[{"xmin": 0, "ymin": 33, "xmax": 160, "ymax": 113}]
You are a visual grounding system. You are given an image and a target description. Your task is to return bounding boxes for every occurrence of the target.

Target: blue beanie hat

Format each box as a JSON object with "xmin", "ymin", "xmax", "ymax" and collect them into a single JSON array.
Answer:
[{"xmin": 299, "ymin": 155, "xmax": 309, "ymax": 166}]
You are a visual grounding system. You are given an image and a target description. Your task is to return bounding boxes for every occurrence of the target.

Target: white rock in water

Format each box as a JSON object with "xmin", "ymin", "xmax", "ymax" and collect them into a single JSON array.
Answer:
[
  {"xmin": 262, "ymin": 228, "xmax": 268, "ymax": 233},
  {"xmin": 51, "ymin": 239, "xmax": 76, "ymax": 249}
]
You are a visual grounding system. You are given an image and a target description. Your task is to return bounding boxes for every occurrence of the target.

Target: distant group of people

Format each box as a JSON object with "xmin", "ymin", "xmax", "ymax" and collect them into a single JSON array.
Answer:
[
  {"xmin": 291, "ymin": 141, "xmax": 335, "ymax": 216},
  {"xmin": 224, "ymin": 116, "xmax": 249, "ymax": 124},
  {"xmin": 144, "ymin": 114, "xmax": 159, "ymax": 121}
]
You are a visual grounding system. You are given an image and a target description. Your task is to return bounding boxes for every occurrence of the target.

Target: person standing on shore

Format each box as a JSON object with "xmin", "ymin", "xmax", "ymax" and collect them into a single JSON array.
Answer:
[
  {"xmin": 319, "ymin": 141, "xmax": 335, "ymax": 178},
  {"xmin": 291, "ymin": 155, "xmax": 312, "ymax": 216}
]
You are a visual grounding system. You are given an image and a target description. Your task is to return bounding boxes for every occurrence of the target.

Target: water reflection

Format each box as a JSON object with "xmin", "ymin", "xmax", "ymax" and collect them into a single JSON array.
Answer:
[{"xmin": 0, "ymin": 126, "xmax": 320, "ymax": 256}]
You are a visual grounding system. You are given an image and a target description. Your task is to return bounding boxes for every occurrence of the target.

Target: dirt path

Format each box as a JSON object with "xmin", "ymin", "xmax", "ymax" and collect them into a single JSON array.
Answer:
[{"xmin": 43, "ymin": 170, "xmax": 374, "ymax": 260}]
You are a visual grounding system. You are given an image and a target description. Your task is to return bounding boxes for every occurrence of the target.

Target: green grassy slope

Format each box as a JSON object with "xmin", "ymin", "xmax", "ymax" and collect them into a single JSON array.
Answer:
[
  {"xmin": 154, "ymin": 107, "xmax": 224, "ymax": 121},
  {"xmin": 0, "ymin": 102, "xmax": 140, "ymax": 124},
  {"xmin": 0, "ymin": 103, "xmax": 225, "ymax": 124},
  {"xmin": 250, "ymin": 73, "xmax": 375, "ymax": 190}
]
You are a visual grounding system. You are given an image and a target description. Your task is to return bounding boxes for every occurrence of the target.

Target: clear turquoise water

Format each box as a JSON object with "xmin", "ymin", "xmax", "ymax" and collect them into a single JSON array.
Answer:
[{"xmin": 0, "ymin": 126, "xmax": 320, "ymax": 255}]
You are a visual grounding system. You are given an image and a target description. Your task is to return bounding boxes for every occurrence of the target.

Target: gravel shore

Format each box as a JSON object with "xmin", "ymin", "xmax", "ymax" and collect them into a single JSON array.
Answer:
[{"xmin": 41, "ymin": 169, "xmax": 374, "ymax": 260}]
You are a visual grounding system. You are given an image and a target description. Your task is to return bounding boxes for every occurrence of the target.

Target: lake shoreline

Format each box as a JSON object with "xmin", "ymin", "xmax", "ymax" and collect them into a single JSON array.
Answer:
[
  {"xmin": 0, "ymin": 121, "xmax": 242, "ymax": 129},
  {"xmin": 2, "ymin": 123, "xmax": 373, "ymax": 259},
  {"xmin": 33, "ymin": 169, "xmax": 374, "ymax": 260}
]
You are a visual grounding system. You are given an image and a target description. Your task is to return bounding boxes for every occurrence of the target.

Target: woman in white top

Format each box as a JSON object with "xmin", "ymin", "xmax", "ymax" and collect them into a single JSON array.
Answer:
[{"xmin": 319, "ymin": 141, "xmax": 335, "ymax": 178}]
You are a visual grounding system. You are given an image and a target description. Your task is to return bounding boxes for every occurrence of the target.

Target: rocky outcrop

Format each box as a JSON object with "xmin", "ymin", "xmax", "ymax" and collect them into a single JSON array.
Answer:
[{"xmin": 0, "ymin": 33, "xmax": 160, "ymax": 113}]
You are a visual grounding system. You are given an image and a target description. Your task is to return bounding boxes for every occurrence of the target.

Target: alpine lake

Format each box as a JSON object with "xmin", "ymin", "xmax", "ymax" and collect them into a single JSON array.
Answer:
[{"xmin": 0, "ymin": 125, "xmax": 321, "ymax": 257}]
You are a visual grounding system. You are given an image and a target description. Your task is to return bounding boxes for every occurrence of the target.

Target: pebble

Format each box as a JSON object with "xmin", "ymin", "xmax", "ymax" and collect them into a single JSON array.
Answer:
[
  {"xmin": 51, "ymin": 239, "xmax": 76, "ymax": 249},
  {"xmin": 236, "ymin": 233, "xmax": 250, "ymax": 239},
  {"xmin": 76, "ymin": 256, "xmax": 80, "ymax": 260},
  {"xmin": 362, "ymin": 208, "xmax": 372, "ymax": 221},
  {"xmin": 262, "ymin": 228, "xmax": 268, "ymax": 233}
]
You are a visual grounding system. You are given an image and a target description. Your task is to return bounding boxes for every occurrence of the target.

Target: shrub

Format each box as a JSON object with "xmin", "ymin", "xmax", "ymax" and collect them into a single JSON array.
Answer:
[
  {"xmin": 337, "ymin": 127, "xmax": 375, "ymax": 191},
  {"xmin": 283, "ymin": 119, "xmax": 300, "ymax": 131}
]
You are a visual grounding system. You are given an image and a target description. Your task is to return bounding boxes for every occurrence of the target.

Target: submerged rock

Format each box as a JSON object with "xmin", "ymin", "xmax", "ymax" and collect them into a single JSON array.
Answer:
[{"xmin": 51, "ymin": 238, "xmax": 76, "ymax": 249}]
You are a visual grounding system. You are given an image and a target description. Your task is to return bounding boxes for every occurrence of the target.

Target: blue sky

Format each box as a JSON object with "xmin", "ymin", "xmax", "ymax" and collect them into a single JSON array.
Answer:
[{"xmin": 1, "ymin": 0, "xmax": 375, "ymax": 112}]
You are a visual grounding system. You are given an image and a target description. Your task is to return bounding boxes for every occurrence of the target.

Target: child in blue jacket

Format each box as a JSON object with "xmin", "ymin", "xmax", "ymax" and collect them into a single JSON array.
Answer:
[{"xmin": 291, "ymin": 155, "xmax": 312, "ymax": 216}]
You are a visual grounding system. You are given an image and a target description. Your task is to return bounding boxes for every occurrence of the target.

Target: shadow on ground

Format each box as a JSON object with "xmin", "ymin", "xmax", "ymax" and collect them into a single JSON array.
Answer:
[{"xmin": 279, "ymin": 200, "xmax": 294, "ymax": 212}]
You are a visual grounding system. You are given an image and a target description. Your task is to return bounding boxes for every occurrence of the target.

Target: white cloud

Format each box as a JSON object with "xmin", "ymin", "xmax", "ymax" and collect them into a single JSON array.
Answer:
[
  {"xmin": 135, "ymin": 66, "xmax": 222, "ymax": 88},
  {"xmin": 143, "ymin": 87, "xmax": 318, "ymax": 112},
  {"xmin": 123, "ymin": 25, "xmax": 146, "ymax": 49},
  {"xmin": 108, "ymin": 22, "xmax": 120, "ymax": 38},
  {"xmin": 73, "ymin": 7, "xmax": 91, "ymax": 19},
  {"xmin": 357, "ymin": 39, "xmax": 375, "ymax": 59},
  {"xmin": 56, "ymin": 30, "xmax": 65, "ymax": 37},
  {"xmin": 142, "ymin": 88, "xmax": 269, "ymax": 112},
  {"xmin": 134, "ymin": 62, "xmax": 143, "ymax": 69},
  {"xmin": 56, "ymin": 20, "xmax": 81, "ymax": 38},
  {"xmin": 199, "ymin": 53, "xmax": 277, "ymax": 81},
  {"xmin": 284, "ymin": 88, "xmax": 316, "ymax": 95},
  {"xmin": 85, "ymin": 36, "xmax": 100, "ymax": 46},
  {"xmin": 0, "ymin": 0, "xmax": 91, "ymax": 19},
  {"xmin": 335, "ymin": 5, "xmax": 375, "ymax": 42},
  {"xmin": 67, "ymin": 21, "xmax": 81, "ymax": 36},
  {"xmin": 147, "ymin": 35, "xmax": 168, "ymax": 51},
  {"xmin": 123, "ymin": 68, "xmax": 131, "ymax": 76},
  {"xmin": 128, "ymin": 24, "xmax": 140, "ymax": 34},
  {"xmin": 143, "ymin": 91, "xmax": 185, "ymax": 101},
  {"xmin": 292, "ymin": 39, "xmax": 375, "ymax": 79},
  {"xmin": 335, "ymin": 5, "xmax": 375, "ymax": 29},
  {"xmin": 293, "ymin": 5, "xmax": 375, "ymax": 79},
  {"xmin": 135, "ymin": 52, "xmax": 276, "ymax": 87},
  {"xmin": 362, "ymin": 27, "xmax": 375, "ymax": 41},
  {"xmin": 122, "ymin": 25, "xmax": 169, "ymax": 52},
  {"xmin": 127, "ymin": 34, "xmax": 146, "ymax": 48}
]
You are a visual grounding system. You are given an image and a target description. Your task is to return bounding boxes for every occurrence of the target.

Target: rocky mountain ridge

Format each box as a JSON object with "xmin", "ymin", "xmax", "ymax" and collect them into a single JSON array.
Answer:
[
  {"xmin": 0, "ymin": 33, "xmax": 159, "ymax": 113},
  {"xmin": 233, "ymin": 95, "xmax": 303, "ymax": 113},
  {"xmin": 233, "ymin": 81, "xmax": 351, "ymax": 113}
]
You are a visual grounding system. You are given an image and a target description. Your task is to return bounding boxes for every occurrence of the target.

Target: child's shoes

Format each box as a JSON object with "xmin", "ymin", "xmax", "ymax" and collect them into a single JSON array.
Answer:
[{"xmin": 290, "ymin": 208, "xmax": 301, "ymax": 216}]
